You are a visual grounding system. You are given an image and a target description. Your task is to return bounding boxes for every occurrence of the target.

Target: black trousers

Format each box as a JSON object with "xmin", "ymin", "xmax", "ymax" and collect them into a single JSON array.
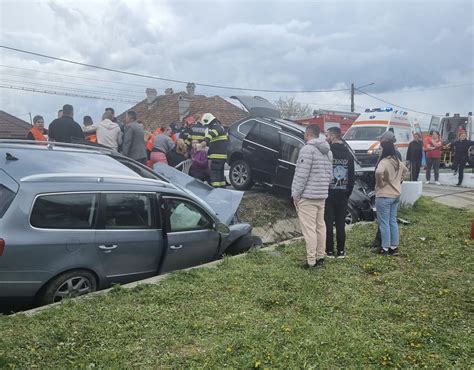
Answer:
[
  {"xmin": 426, "ymin": 157, "xmax": 440, "ymax": 181},
  {"xmin": 325, "ymin": 193, "xmax": 349, "ymax": 254},
  {"xmin": 410, "ymin": 160, "xmax": 421, "ymax": 181},
  {"xmin": 457, "ymin": 157, "xmax": 467, "ymax": 184},
  {"xmin": 210, "ymin": 159, "xmax": 226, "ymax": 188}
]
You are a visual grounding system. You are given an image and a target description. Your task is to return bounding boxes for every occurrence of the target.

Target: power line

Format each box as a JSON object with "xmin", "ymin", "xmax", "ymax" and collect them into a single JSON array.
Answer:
[
  {"xmin": 394, "ymin": 82, "xmax": 474, "ymax": 93},
  {"xmin": 356, "ymin": 88, "xmax": 441, "ymax": 116},
  {"xmin": 0, "ymin": 71, "xmax": 146, "ymax": 95},
  {"xmin": 0, "ymin": 84, "xmax": 139, "ymax": 104},
  {"xmin": 0, "ymin": 45, "xmax": 353, "ymax": 93}
]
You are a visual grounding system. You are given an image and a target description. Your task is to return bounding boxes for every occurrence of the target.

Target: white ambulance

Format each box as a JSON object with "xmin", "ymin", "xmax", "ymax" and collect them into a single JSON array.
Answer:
[{"xmin": 343, "ymin": 107, "xmax": 421, "ymax": 167}]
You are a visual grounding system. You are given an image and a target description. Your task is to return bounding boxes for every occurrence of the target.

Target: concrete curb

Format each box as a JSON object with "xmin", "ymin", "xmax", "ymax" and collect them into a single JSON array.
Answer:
[{"xmin": 16, "ymin": 237, "xmax": 302, "ymax": 317}]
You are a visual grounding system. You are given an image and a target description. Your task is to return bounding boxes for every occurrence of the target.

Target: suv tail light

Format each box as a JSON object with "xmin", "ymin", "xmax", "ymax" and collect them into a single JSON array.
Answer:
[{"xmin": 0, "ymin": 239, "xmax": 4, "ymax": 256}]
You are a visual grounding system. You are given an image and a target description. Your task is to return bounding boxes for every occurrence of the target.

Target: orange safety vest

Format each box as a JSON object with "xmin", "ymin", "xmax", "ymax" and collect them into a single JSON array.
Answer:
[
  {"xmin": 146, "ymin": 128, "xmax": 177, "ymax": 152},
  {"xmin": 29, "ymin": 127, "xmax": 46, "ymax": 141},
  {"xmin": 85, "ymin": 133, "xmax": 97, "ymax": 143}
]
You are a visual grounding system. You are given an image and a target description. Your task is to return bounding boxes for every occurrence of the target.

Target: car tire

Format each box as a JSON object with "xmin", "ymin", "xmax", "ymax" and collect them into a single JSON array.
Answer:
[
  {"xmin": 229, "ymin": 160, "xmax": 254, "ymax": 190},
  {"xmin": 225, "ymin": 235, "xmax": 262, "ymax": 255},
  {"xmin": 345, "ymin": 206, "xmax": 359, "ymax": 225},
  {"xmin": 37, "ymin": 270, "xmax": 97, "ymax": 306}
]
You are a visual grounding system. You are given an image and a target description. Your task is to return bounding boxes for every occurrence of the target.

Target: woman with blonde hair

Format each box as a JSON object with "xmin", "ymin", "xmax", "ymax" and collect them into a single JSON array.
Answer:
[{"xmin": 167, "ymin": 138, "xmax": 188, "ymax": 167}]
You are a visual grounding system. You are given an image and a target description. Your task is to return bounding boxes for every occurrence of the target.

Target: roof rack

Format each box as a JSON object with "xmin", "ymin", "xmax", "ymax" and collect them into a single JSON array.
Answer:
[
  {"xmin": 0, "ymin": 139, "xmax": 117, "ymax": 155},
  {"xmin": 20, "ymin": 172, "xmax": 172, "ymax": 187}
]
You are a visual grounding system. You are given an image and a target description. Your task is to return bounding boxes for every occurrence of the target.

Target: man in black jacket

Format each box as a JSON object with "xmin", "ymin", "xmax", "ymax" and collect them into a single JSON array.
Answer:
[
  {"xmin": 48, "ymin": 104, "xmax": 84, "ymax": 143},
  {"xmin": 325, "ymin": 127, "xmax": 355, "ymax": 258},
  {"xmin": 406, "ymin": 133, "xmax": 423, "ymax": 181},
  {"xmin": 451, "ymin": 132, "xmax": 474, "ymax": 186}
]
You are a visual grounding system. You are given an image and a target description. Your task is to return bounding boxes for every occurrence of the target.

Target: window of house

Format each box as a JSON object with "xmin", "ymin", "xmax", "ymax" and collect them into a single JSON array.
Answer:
[
  {"xmin": 31, "ymin": 193, "xmax": 97, "ymax": 229},
  {"xmin": 104, "ymin": 193, "xmax": 154, "ymax": 229}
]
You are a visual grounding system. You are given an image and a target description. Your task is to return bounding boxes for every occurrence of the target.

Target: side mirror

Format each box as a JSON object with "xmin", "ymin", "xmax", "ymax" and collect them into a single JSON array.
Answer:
[{"xmin": 215, "ymin": 223, "xmax": 230, "ymax": 235}]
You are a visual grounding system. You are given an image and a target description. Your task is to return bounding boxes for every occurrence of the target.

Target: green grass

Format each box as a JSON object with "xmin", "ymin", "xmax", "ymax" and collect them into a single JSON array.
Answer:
[{"xmin": 1, "ymin": 197, "xmax": 473, "ymax": 368}]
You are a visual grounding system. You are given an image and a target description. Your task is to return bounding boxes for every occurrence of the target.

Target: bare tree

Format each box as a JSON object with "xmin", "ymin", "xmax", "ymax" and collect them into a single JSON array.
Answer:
[{"xmin": 274, "ymin": 97, "xmax": 312, "ymax": 119}]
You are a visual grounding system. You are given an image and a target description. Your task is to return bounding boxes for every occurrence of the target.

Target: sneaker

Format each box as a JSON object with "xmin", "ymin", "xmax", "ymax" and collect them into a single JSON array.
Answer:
[
  {"xmin": 326, "ymin": 251, "xmax": 335, "ymax": 259},
  {"xmin": 424, "ymin": 180, "xmax": 431, "ymax": 184},
  {"xmin": 315, "ymin": 258, "xmax": 325, "ymax": 268},
  {"xmin": 435, "ymin": 181, "xmax": 441, "ymax": 186},
  {"xmin": 336, "ymin": 251, "xmax": 346, "ymax": 259},
  {"xmin": 380, "ymin": 249, "xmax": 389, "ymax": 256},
  {"xmin": 456, "ymin": 183, "xmax": 462, "ymax": 187},
  {"xmin": 301, "ymin": 262, "xmax": 315, "ymax": 269},
  {"xmin": 389, "ymin": 248, "xmax": 399, "ymax": 256}
]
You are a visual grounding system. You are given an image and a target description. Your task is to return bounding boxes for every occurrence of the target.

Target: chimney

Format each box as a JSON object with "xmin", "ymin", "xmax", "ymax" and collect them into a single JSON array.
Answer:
[
  {"xmin": 165, "ymin": 88, "xmax": 174, "ymax": 95},
  {"xmin": 146, "ymin": 88, "xmax": 157, "ymax": 104},
  {"xmin": 186, "ymin": 82, "xmax": 196, "ymax": 96}
]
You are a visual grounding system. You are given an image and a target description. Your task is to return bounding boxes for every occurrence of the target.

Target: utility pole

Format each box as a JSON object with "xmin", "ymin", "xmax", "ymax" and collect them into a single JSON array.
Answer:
[
  {"xmin": 350, "ymin": 83, "xmax": 355, "ymax": 113},
  {"xmin": 28, "ymin": 112, "xmax": 32, "ymax": 125}
]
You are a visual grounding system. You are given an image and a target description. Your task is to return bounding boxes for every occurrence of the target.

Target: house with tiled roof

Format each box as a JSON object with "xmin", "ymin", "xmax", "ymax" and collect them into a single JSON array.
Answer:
[
  {"xmin": 0, "ymin": 110, "xmax": 31, "ymax": 139},
  {"xmin": 118, "ymin": 84, "xmax": 248, "ymax": 132}
]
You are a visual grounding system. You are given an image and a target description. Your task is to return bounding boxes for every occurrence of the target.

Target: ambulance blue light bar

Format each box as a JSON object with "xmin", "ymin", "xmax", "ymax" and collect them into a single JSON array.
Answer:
[{"xmin": 364, "ymin": 107, "xmax": 393, "ymax": 113}]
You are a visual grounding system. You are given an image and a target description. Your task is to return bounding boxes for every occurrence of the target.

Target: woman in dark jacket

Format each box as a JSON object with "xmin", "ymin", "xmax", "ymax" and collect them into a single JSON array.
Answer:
[
  {"xmin": 166, "ymin": 139, "xmax": 188, "ymax": 167},
  {"xmin": 406, "ymin": 133, "xmax": 423, "ymax": 181}
]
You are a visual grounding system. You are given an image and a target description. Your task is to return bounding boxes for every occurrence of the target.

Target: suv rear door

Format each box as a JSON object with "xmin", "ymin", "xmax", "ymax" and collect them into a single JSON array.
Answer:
[
  {"xmin": 274, "ymin": 132, "xmax": 304, "ymax": 189},
  {"xmin": 243, "ymin": 121, "xmax": 280, "ymax": 184},
  {"xmin": 95, "ymin": 192, "xmax": 163, "ymax": 285}
]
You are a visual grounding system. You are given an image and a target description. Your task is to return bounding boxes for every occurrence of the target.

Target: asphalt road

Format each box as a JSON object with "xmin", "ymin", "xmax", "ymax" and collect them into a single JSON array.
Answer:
[{"xmin": 422, "ymin": 184, "xmax": 474, "ymax": 209}]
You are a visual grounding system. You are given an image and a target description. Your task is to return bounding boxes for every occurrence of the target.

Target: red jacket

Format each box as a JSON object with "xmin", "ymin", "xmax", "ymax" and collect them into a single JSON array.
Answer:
[{"xmin": 423, "ymin": 136, "xmax": 442, "ymax": 159}]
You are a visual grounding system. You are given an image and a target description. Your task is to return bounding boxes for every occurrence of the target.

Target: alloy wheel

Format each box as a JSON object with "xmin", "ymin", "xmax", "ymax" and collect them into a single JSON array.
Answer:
[{"xmin": 53, "ymin": 276, "xmax": 93, "ymax": 302}]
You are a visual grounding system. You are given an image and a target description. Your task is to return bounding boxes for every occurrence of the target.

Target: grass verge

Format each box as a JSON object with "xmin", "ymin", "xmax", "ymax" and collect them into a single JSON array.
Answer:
[{"xmin": 0, "ymin": 197, "xmax": 473, "ymax": 368}]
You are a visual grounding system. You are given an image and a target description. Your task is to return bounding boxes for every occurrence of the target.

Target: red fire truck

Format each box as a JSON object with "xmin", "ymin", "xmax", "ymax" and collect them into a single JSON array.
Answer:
[{"xmin": 296, "ymin": 109, "xmax": 359, "ymax": 134}]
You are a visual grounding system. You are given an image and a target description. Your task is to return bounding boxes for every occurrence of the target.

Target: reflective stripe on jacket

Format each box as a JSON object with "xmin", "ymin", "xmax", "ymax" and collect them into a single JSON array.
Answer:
[{"xmin": 204, "ymin": 121, "xmax": 228, "ymax": 161}]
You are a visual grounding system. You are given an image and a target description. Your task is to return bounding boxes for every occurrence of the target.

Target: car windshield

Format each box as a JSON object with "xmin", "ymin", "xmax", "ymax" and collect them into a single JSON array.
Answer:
[{"xmin": 344, "ymin": 126, "xmax": 386, "ymax": 141}]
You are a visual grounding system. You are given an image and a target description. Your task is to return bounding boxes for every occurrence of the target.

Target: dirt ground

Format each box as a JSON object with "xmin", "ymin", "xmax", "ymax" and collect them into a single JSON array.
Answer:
[{"xmin": 237, "ymin": 188, "xmax": 297, "ymax": 227}]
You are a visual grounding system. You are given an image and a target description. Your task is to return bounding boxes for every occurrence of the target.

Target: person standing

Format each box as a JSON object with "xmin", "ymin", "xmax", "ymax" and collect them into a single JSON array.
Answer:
[
  {"xmin": 375, "ymin": 141, "xmax": 408, "ymax": 256},
  {"xmin": 406, "ymin": 132, "xmax": 423, "ymax": 181},
  {"xmin": 122, "ymin": 110, "xmax": 147, "ymax": 164},
  {"xmin": 423, "ymin": 131, "xmax": 442, "ymax": 185},
  {"xmin": 292, "ymin": 125, "xmax": 333, "ymax": 268},
  {"xmin": 48, "ymin": 104, "xmax": 84, "ymax": 143},
  {"xmin": 82, "ymin": 116, "xmax": 97, "ymax": 143},
  {"xmin": 185, "ymin": 116, "xmax": 207, "ymax": 148},
  {"xmin": 451, "ymin": 132, "xmax": 474, "ymax": 186},
  {"xmin": 26, "ymin": 115, "xmax": 47, "ymax": 141},
  {"xmin": 201, "ymin": 113, "xmax": 228, "ymax": 188},
  {"xmin": 150, "ymin": 125, "xmax": 175, "ymax": 165},
  {"xmin": 324, "ymin": 127, "xmax": 354, "ymax": 259},
  {"xmin": 97, "ymin": 111, "xmax": 122, "ymax": 150}
]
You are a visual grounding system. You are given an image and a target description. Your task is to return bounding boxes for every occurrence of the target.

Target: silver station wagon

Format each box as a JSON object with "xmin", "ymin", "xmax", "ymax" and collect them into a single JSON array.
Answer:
[{"xmin": 0, "ymin": 141, "xmax": 257, "ymax": 307}]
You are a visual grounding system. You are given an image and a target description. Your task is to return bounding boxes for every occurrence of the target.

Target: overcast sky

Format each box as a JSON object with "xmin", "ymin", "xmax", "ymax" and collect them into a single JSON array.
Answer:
[{"xmin": 1, "ymin": 0, "xmax": 473, "ymax": 129}]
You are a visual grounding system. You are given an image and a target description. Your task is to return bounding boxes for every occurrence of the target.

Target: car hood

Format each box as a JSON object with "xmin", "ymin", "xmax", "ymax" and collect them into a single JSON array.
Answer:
[
  {"xmin": 153, "ymin": 163, "xmax": 243, "ymax": 225},
  {"xmin": 344, "ymin": 140, "xmax": 379, "ymax": 151}
]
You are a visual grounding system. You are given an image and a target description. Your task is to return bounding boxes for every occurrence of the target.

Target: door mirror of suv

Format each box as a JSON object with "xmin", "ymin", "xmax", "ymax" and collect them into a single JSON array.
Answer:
[{"xmin": 215, "ymin": 222, "xmax": 230, "ymax": 235}]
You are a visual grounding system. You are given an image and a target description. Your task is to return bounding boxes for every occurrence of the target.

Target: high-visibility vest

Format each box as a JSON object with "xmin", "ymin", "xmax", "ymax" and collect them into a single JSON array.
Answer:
[
  {"xmin": 29, "ymin": 127, "xmax": 47, "ymax": 141},
  {"xmin": 204, "ymin": 121, "xmax": 228, "ymax": 160}
]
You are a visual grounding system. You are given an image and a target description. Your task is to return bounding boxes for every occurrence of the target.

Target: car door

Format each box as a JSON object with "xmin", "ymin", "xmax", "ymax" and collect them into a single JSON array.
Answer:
[
  {"xmin": 94, "ymin": 192, "xmax": 163, "ymax": 285},
  {"xmin": 274, "ymin": 133, "xmax": 304, "ymax": 189},
  {"xmin": 159, "ymin": 197, "xmax": 221, "ymax": 274},
  {"xmin": 243, "ymin": 121, "xmax": 280, "ymax": 184}
]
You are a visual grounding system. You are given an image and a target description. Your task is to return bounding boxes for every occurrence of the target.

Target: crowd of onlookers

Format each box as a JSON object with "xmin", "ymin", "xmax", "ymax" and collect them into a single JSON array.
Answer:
[{"xmin": 25, "ymin": 104, "xmax": 229, "ymax": 186}]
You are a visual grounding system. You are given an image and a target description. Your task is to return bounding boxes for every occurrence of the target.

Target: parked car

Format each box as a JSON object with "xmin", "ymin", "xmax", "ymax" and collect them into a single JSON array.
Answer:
[
  {"xmin": 0, "ymin": 140, "xmax": 258, "ymax": 307},
  {"xmin": 227, "ymin": 96, "xmax": 376, "ymax": 224}
]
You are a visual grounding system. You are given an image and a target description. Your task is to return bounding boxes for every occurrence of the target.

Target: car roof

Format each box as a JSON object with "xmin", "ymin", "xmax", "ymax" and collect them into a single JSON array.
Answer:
[{"xmin": 0, "ymin": 141, "xmax": 172, "ymax": 189}]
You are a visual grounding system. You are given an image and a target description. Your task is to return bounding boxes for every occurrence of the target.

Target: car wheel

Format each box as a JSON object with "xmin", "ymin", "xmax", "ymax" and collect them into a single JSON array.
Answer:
[
  {"xmin": 345, "ymin": 207, "xmax": 359, "ymax": 225},
  {"xmin": 230, "ymin": 160, "xmax": 254, "ymax": 190},
  {"xmin": 225, "ymin": 235, "xmax": 262, "ymax": 255},
  {"xmin": 38, "ymin": 270, "xmax": 97, "ymax": 306}
]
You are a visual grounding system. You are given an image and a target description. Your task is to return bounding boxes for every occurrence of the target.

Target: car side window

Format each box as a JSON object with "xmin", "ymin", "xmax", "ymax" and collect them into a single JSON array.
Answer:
[
  {"xmin": 246, "ymin": 122, "xmax": 261, "ymax": 143},
  {"xmin": 280, "ymin": 134, "xmax": 304, "ymax": 164},
  {"xmin": 31, "ymin": 193, "xmax": 97, "ymax": 229},
  {"xmin": 246, "ymin": 122, "xmax": 280, "ymax": 151},
  {"xmin": 238, "ymin": 120, "xmax": 256, "ymax": 136},
  {"xmin": 165, "ymin": 198, "xmax": 213, "ymax": 232},
  {"xmin": 104, "ymin": 193, "xmax": 155, "ymax": 229}
]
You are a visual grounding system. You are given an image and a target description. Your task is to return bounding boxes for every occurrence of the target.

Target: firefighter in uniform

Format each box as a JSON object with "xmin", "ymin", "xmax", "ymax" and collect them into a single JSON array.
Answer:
[
  {"xmin": 184, "ymin": 116, "xmax": 207, "ymax": 148},
  {"xmin": 201, "ymin": 113, "xmax": 228, "ymax": 188}
]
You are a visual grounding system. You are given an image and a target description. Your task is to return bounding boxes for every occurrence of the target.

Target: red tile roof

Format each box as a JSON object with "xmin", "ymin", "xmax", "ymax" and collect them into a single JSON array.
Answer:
[
  {"xmin": 0, "ymin": 110, "xmax": 31, "ymax": 139},
  {"xmin": 118, "ymin": 92, "xmax": 248, "ymax": 132}
]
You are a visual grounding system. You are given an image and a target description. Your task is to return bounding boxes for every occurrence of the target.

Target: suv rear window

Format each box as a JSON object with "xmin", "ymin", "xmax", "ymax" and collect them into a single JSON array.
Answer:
[
  {"xmin": 31, "ymin": 193, "xmax": 98, "ymax": 229},
  {"xmin": 0, "ymin": 185, "xmax": 15, "ymax": 218}
]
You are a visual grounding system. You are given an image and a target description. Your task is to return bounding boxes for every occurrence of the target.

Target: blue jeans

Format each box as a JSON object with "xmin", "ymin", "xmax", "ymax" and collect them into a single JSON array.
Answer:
[{"xmin": 375, "ymin": 197, "xmax": 400, "ymax": 250}]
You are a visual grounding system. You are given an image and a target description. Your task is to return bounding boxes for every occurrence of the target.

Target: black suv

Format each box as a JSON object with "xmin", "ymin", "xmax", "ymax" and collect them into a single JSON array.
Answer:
[{"xmin": 227, "ymin": 96, "xmax": 376, "ymax": 224}]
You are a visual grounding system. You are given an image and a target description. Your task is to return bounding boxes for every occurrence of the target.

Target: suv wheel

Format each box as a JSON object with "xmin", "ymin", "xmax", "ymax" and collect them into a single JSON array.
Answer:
[
  {"xmin": 345, "ymin": 206, "xmax": 359, "ymax": 225},
  {"xmin": 230, "ymin": 160, "xmax": 254, "ymax": 190},
  {"xmin": 38, "ymin": 270, "xmax": 97, "ymax": 306}
]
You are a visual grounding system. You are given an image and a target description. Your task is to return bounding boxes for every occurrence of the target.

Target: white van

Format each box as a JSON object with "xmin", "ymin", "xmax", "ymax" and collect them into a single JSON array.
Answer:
[{"xmin": 343, "ymin": 108, "xmax": 421, "ymax": 167}]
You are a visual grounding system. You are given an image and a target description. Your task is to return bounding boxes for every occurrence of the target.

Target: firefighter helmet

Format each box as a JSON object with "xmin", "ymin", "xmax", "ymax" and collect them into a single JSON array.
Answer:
[{"xmin": 201, "ymin": 113, "xmax": 216, "ymax": 126}]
